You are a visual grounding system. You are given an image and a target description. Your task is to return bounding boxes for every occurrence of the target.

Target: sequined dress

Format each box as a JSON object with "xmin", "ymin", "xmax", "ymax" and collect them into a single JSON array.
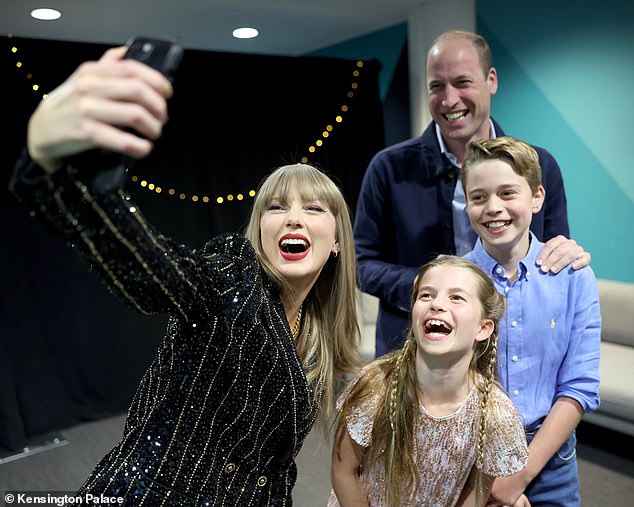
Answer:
[
  {"xmin": 10, "ymin": 156, "xmax": 320, "ymax": 506},
  {"xmin": 327, "ymin": 366, "xmax": 529, "ymax": 507}
]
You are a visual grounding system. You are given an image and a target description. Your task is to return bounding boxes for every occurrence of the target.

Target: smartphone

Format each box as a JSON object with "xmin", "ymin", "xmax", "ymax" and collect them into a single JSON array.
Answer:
[{"xmin": 124, "ymin": 36, "xmax": 184, "ymax": 81}]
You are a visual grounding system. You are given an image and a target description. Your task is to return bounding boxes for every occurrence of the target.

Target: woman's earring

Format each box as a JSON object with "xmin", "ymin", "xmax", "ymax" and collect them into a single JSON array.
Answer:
[{"xmin": 332, "ymin": 251, "xmax": 339, "ymax": 258}]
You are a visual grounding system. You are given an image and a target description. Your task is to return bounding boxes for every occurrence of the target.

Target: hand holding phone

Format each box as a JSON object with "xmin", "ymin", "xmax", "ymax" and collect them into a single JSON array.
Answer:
[{"xmin": 65, "ymin": 37, "xmax": 184, "ymax": 192}]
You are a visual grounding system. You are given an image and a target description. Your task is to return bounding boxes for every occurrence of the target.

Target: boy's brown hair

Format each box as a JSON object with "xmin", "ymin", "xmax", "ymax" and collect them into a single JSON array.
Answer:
[{"xmin": 462, "ymin": 136, "xmax": 542, "ymax": 194}]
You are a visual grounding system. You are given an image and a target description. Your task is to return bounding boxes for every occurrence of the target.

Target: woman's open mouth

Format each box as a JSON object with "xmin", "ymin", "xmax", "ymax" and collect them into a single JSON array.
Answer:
[{"xmin": 279, "ymin": 235, "xmax": 310, "ymax": 260}]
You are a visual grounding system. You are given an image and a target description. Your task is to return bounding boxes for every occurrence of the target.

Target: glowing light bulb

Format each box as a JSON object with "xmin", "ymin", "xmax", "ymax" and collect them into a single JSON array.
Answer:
[{"xmin": 31, "ymin": 8, "xmax": 62, "ymax": 21}]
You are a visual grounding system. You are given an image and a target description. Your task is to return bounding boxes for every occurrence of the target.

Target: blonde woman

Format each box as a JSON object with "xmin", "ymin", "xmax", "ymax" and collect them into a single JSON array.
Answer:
[
  {"xmin": 10, "ymin": 46, "xmax": 360, "ymax": 505},
  {"xmin": 329, "ymin": 256, "xmax": 528, "ymax": 506}
]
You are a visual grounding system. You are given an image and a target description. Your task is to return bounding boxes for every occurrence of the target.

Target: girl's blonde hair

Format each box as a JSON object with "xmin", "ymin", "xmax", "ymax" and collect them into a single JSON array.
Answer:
[
  {"xmin": 338, "ymin": 256, "xmax": 505, "ymax": 505},
  {"xmin": 244, "ymin": 163, "xmax": 361, "ymax": 426}
]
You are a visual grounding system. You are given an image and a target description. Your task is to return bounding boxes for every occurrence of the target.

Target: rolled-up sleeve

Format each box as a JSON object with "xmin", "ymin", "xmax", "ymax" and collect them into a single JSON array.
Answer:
[{"xmin": 556, "ymin": 267, "xmax": 601, "ymax": 412}]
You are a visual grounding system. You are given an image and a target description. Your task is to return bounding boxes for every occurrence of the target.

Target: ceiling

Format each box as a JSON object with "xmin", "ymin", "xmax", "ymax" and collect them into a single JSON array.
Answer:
[{"xmin": 1, "ymin": 0, "xmax": 420, "ymax": 56}]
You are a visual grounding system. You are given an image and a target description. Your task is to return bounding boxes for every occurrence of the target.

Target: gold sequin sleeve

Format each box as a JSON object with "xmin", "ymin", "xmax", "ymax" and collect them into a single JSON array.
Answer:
[{"xmin": 9, "ymin": 152, "xmax": 247, "ymax": 323}]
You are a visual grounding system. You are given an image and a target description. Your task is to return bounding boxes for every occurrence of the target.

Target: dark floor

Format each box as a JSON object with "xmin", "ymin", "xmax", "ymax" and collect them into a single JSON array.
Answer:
[{"xmin": 1, "ymin": 415, "xmax": 633, "ymax": 505}]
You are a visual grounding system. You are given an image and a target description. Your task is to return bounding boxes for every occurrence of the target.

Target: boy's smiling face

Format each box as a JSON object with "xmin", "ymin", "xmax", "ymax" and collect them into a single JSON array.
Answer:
[{"xmin": 465, "ymin": 159, "xmax": 545, "ymax": 260}]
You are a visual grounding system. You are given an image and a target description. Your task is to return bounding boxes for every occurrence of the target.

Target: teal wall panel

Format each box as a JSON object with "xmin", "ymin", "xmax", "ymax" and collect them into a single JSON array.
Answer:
[
  {"xmin": 308, "ymin": 23, "xmax": 407, "ymax": 100},
  {"xmin": 478, "ymin": 0, "xmax": 634, "ymax": 282}
]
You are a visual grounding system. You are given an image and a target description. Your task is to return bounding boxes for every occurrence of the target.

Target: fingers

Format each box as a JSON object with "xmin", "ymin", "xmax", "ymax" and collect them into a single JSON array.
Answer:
[
  {"xmin": 535, "ymin": 234, "xmax": 566, "ymax": 271},
  {"xmin": 515, "ymin": 494, "xmax": 531, "ymax": 507},
  {"xmin": 101, "ymin": 46, "xmax": 128, "ymax": 62},
  {"xmin": 27, "ymin": 46, "xmax": 174, "ymax": 171},
  {"xmin": 71, "ymin": 56, "xmax": 173, "ymax": 121},
  {"xmin": 536, "ymin": 235, "xmax": 589, "ymax": 274},
  {"xmin": 571, "ymin": 251, "xmax": 591, "ymax": 270},
  {"xmin": 101, "ymin": 45, "xmax": 173, "ymax": 98},
  {"xmin": 68, "ymin": 70, "xmax": 170, "ymax": 138}
]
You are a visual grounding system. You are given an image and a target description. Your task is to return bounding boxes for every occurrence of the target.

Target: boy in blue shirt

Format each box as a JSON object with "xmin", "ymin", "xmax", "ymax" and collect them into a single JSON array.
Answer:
[{"xmin": 462, "ymin": 137, "xmax": 601, "ymax": 506}]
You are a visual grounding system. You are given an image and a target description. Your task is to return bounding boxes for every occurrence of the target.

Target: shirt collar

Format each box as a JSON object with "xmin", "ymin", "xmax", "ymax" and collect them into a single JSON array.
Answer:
[
  {"xmin": 435, "ymin": 119, "xmax": 498, "ymax": 167},
  {"xmin": 468, "ymin": 231, "xmax": 541, "ymax": 281}
]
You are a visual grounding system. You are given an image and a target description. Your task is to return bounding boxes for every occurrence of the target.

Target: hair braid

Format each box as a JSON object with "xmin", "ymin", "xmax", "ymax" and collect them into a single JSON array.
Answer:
[
  {"xmin": 388, "ymin": 340, "xmax": 409, "ymax": 432},
  {"xmin": 475, "ymin": 335, "xmax": 499, "ymax": 504},
  {"xmin": 385, "ymin": 335, "xmax": 417, "ymax": 506}
]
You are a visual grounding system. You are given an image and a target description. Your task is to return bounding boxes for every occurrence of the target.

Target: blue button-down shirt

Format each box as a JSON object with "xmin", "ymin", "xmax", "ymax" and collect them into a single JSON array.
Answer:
[{"xmin": 465, "ymin": 233, "xmax": 601, "ymax": 428}]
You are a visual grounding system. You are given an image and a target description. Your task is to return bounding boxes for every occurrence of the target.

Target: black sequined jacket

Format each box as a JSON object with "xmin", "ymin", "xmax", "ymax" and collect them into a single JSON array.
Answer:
[{"xmin": 10, "ymin": 155, "xmax": 319, "ymax": 506}]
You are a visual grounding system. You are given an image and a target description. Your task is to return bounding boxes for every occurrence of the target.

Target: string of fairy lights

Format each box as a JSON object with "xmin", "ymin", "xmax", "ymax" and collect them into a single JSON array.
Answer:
[{"xmin": 6, "ymin": 33, "xmax": 366, "ymax": 206}]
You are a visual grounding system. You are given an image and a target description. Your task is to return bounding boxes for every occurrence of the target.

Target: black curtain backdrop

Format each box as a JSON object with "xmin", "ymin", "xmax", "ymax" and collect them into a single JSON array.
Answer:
[{"xmin": 0, "ymin": 36, "xmax": 385, "ymax": 451}]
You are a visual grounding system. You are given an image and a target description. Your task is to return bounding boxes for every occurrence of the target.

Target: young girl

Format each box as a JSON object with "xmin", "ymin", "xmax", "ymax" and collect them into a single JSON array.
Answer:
[{"xmin": 329, "ymin": 256, "xmax": 529, "ymax": 506}]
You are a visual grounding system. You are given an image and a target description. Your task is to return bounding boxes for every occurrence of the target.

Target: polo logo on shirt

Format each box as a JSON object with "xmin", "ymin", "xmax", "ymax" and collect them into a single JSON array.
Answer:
[{"xmin": 551, "ymin": 318, "xmax": 556, "ymax": 328}]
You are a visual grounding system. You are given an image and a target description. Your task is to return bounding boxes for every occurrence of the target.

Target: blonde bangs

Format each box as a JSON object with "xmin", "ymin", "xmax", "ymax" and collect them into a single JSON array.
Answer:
[{"xmin": 255, "ymin": 164, "xmax": 344, "ymax": 216}]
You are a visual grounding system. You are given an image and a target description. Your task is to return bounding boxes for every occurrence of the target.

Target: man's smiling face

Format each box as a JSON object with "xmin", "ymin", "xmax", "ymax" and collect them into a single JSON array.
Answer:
[{"xmin": 426, "ymin": 38, "xmax": 498, "ymax": 150}]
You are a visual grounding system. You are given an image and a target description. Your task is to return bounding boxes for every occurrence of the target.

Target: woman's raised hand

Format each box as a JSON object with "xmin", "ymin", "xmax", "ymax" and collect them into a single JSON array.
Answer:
[{"xmin": 27, "ymin": 46, "xmax": 174, "ymax": 173}]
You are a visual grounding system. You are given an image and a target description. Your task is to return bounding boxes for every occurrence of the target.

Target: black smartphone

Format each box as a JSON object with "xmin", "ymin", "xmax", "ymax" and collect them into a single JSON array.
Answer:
[{"xmin": 124, "ymin": 36, "xmax": 184, "ymax": 81}]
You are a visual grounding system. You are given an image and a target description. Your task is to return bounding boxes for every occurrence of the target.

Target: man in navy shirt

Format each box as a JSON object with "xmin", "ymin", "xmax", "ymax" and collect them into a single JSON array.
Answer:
[{"xmin": 354, "ymin": 30, "xmax": 590, "ymax": 356}]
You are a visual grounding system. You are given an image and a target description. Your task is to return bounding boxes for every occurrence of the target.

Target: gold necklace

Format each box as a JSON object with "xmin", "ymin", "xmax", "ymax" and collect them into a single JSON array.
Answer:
[{"xmin": 291, "ymin": 304, "xmax": 303, "ymax": 340}]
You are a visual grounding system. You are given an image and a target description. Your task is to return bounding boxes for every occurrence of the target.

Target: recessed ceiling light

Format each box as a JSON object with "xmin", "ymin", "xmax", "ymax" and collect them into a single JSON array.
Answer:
[
  {"xmin": 31, "ymin": 8, "xmax": 62, "ymax": 21},
  {"xmin": 232, "ymin": 27, "xmax": 259, "ymax": 39}
]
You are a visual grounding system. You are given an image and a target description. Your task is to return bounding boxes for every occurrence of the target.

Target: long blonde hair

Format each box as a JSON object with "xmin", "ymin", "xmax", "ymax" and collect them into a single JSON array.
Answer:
[
  {"xmin": 244, "ymin": 163, "xmax": 361, "ymax": 425},
  {"xmin": 338, "ymin": 256, "xmax": 505, "ymax": 505}
]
